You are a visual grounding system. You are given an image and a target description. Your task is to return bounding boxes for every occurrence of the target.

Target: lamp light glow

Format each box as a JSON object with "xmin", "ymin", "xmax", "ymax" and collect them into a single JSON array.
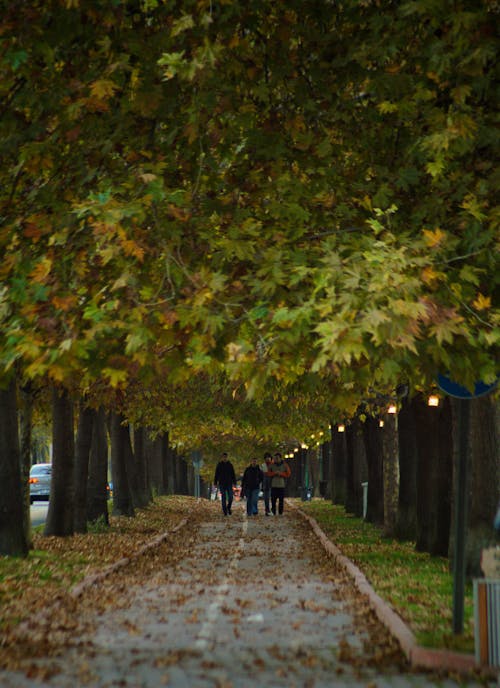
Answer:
[
  {"xmin": 428, "ymin": 395, "xmax": 440, "ymax": 407},
  {"xmin": 379, "ymin": 420, "xmax": 385, "ymax": 428},
  {"xmin": 387, "ymin": 404, "xmax": 397, "ymax": 414},
  {"xmin": 338, "ymin": 424, "xmax": 345, "ymax": 433}
]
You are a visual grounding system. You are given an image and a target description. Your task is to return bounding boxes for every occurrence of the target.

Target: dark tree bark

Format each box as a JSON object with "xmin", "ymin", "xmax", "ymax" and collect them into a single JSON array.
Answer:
[
  {"xmin": 308, "ymin": 448, "xmax": 320, "ymax": 496},
  {"xmin": 382, "ymin": 412, "xmax": 400, "ymax": 537},
  {"xmin": 124, "ymin": 422, "xmax": 141, "ymax": 508},
  {"xmin": 363, "ymin": 416, "xmax": 384, "ymax": 525},
  {"xmin": 161, "ymin": 432, "xmax": 171, "ymax": 494},
  {"xmin": 0, "ymin": 377, "xmax": 28, "ymax": 557},
  {"xmin": 146, "ymin": 431, "xmax": 164, "ymax": 496},
  {"xmin": 331, "ymin": 425, "xmax": 347, "ymax": 506},
  {"xmin": 396, "ymin": 397, "xmax": 418, "ymax": 540},
  {"xmin": 177, "ymin": 454, "xmax": 189, "ymax": 495},
  {"xmin": 414, "ymin": 394, "xmax": 452, "ymax": 556},
  {"xmin": 87, "ymin": 407, "xmax": 109, "ymax": 526},
  {"xmin": 45, "ymin": 387, "xmax": 75, "ymax": 537},
  {"xmin": 320, "ymin": 440, "xmax": 332, "ymax": 499},
  {"xmin": 172, "ymin": 446, "xmax": 182, "ymax": 494},
  {"xmin": 110, "ymin": 412, "xmax": 135, "ymax": 517},
  {"xmin": 289, "ymin": 447, "xmax": 303, "ymax": 498},
  {"xmin": 132, "ymin": 425, "xmax": 150, "ymax": 508},
  {"xmin": 345, "ymin": 418, "xmax": 368, "ymax": 516},
  {"xmin": 73, "ymin": 401, "xmax": 94, "ymax": 533},
  {"xmin": 19, "ymin": 382, "xmax": 34, "ymax": 548},
  {"xmin": 449, "ymin": 396, "xmax": 500, "ymax": 576}
]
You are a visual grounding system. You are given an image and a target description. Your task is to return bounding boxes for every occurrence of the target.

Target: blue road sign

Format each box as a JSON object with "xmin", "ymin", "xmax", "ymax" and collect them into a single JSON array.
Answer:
[{"xmin": 437, "ymin": 374, "xmax": 498, "ymax": 400}]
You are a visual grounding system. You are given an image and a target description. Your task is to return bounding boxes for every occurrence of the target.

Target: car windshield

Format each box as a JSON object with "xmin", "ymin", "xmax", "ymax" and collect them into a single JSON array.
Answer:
[{"xmin": 30, "ymin": 465, "xmax": 51, "ymax": 476}]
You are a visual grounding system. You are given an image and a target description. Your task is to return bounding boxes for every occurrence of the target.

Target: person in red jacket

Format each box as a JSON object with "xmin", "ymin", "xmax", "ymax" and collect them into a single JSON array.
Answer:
[{"xmin": 269, "ymin": 452, "xmax": 291, "ymax": 515}]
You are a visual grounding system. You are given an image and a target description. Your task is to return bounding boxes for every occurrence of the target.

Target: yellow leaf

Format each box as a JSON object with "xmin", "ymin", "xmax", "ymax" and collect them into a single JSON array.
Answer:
[
  {"xmin": 422, "ymin": 227, "xmax": 446, "ymax": 248},
  {"xmin": 89, "ymin": 79, "xmax": 118, "ymax": 100},
  {"xmin": 421, "ymin": 267, "xmax": 439, "ymax": 285},
  {"xmin": 472, "ymin": 293, "xmax": 491, "ymax": 311},
  {"xmin": 30, "ymin": 257, "xmax": 52, "ymax": 282},
  {"xmin": 103, "ymin": 367, "xmax": 128, "ymax": 387}
]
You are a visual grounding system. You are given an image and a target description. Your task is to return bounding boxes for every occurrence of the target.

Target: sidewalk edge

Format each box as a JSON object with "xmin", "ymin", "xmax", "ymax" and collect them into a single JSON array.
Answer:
[
  {"xmin": 290, "ymin": 502, "xmax": 498, "ymax": 680},
  {"xmin": 69, "ymin": 517, "xmax": 189, "ymax": 598}
]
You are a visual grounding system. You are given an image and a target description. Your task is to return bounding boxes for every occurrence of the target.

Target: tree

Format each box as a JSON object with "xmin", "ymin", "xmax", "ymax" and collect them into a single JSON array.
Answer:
[
  {"xmin": 44, "ymin": 387, "xmax": 75, "ymax": 537},
  {"xmin": 0, "ymin": 1, "xmax": 497, "ymax": 546},
  {"xmin": 0, "ymin": 377, "xmax": 28, "ymax": 556},
  {"xmin": 73, "ymin": 401, "xmax": 95, "ymax": 533},
  {"xmin": 397, "ymin": 397, "xmax": 418, "ymax": 540},
  {"xmin": 414, "ymin": 394, "xmax": 452, "ymax": 556},
  {"xmin": 110, "ymin": 412, "xmax": 135, "ymax": 517},
  {"xmin": 86, "ymin": 406, "xmax": 109, "ymax": 526}
]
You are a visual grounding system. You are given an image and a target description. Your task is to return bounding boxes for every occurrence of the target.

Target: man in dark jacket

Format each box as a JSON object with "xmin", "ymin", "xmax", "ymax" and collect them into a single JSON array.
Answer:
[
  {"xmin": 213, "ymin": 452, "xmax": 236, "ymax": 516},
  {"xmin": 241, "ymin": 457, "xmax": 263, "ymax": 517}
]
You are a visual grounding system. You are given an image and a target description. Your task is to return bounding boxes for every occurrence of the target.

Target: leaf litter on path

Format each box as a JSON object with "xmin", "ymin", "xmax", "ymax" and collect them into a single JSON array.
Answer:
[{"xmin": 0, "ymin": 497, "xmax": 490, "ymax": 687}]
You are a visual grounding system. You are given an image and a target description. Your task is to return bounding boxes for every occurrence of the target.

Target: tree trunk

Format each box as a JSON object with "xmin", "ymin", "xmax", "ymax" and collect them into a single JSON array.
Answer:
[
  {"xmin": 73, "ymin": 401, "xmax": 94, "ymax": 533},
  {"xmin": 308, "ymin": 448, "xmax": 320, "ymax": 496},
  {"xmin": 320, "ymin": 440, "xmax": 332, "ymax": 499},
  {"xmin": 396, "ymin": 397, "xmax": 417, "ymax": 540},
  {"xmin": 177, "ymin": 454, "xmax": 189, "ymax": 495},
  {"xmin": 382, "ymin": 412, "xmax": 400, "ymax": 537},
  {"xmin": 290, "ymin": 447, "xmax": 303, "ymax": 498},
  {"xmin": 133, "ymin": 426, "xmax": 152, "ymax": 506},
  {"xmin": 124, "ymin": 421, "xmax": 141, "ymax": 507},
  {"xmin": 147, "ymin": 431, "xmax": 164, "ymax": 496},
  {"xmin": 0, "ymin": 377, "xmax": 28, "ymax": 557},
  {"xmin": 449, "ymin": 396, "xmax": 500, "ymax": 576},
  {"xmin": 45, "ymin": 387, "xmax": 75, "ymax": 537},
  {"xmin": 414, "ymin": 394, "xmax": 452, "ymax": 556},
  {"xmin": 331, "ymin": 425, "xmax": 347, "ymax": 506},
  {"xmin": 345, "ymin": 418, "xmax": 368, "ymax": 517},
  {"xmin": 363, "ymin": 416, "xmax": 384, "ymax": 525},
  {"xmin": 19, "ymin": 382, "xmax": 34, "ymax": 549},
  {"xmin": 161, "ymin": 432, "xmax": 171, "ymax": 494},
  {"xmin": 110, "ymin": 412, "xmax": 135, "ymax": 517},
  {"xmin": 87, "ymin": 407, "xmax": 109, "ymax": 526}
]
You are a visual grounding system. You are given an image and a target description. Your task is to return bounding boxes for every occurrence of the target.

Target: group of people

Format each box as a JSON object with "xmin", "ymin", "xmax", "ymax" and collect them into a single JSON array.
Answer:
[{"xmin": 213, "ymin": 451, "xmax": 291, "ymax": 517}]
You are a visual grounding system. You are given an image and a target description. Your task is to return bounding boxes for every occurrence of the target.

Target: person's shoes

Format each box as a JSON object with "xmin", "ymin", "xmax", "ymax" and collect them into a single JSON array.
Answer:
[
  {"xmin": 223, "ymin": 510, "xmax": 227, "ymax": 516},
  {"xmin": 265, "ymin": 512, "xmax": 271, "ymax": 516},
  {"xmin": 227, "ymin": 507, "xmax": 232, "ymax": 515}
]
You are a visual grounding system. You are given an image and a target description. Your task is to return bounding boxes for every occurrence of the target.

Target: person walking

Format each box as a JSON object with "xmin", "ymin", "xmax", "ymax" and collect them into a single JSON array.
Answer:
[
  {"xmin": 213, "ymin": 452, "xmax": 236, "ymax": 516},
  {"xmin": 260, "ymin": 452, "xmax": 273, "ymax": 516},
  {"xmin": 270, "ymin": 451, "xmax": 291, "ymax": 515},
  {"xmin": 241, "ymin": 457, "xmax": 263, "ymax": 517}
]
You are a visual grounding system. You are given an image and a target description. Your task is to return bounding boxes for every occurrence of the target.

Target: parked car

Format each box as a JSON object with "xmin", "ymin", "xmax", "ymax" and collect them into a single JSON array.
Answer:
[{"xmin": 29, "ymin": 463, "xmax": 52, "ymax": 503}]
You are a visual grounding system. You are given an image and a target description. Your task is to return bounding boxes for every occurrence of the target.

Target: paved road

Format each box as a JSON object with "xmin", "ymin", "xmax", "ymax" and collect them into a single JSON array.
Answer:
[
  {"xmin": 30, "ymin": 502, "xmax": 49, "ymax": 528},
  {"xmin": 1, "ymin": 502, "xmax": 493, "ymax": 687}
]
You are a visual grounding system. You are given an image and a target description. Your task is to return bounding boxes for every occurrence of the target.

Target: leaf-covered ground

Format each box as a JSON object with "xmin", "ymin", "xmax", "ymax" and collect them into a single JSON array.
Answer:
[
  {"xmin": 2, "ymin": 496, "xmax": 487, "ymax": 688},
  {"xmin": 0, "ymin": 496, "xmax": 197, "ymax": 659},
  {"xmin": 298, "ymin": 500, "xmax": 475, "ymax": 653}
]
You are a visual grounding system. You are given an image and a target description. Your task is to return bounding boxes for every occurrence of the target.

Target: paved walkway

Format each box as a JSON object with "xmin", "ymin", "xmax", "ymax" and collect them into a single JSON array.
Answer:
[{"xmin": 1, "ymin": 501, "xmax": 495, "ymax": 687}]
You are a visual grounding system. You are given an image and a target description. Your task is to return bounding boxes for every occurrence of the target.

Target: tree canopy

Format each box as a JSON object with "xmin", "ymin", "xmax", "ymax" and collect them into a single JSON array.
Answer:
[{"xmin": 1, "ymin": 0, "xmax": 498, "ymax": 449}]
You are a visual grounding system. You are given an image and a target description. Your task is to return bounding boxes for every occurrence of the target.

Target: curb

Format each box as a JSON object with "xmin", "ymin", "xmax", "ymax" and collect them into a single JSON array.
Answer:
[
  {"xmin": 14, "ymin": 517, "xmax": 189, "ymax": 641},
  {"xmin": 290, "ymin": 502, "xmax": 498, "ymax": 680},
  {"xmin": 70, "ymin": 517, "xmax": 189, "ymax": 598}
]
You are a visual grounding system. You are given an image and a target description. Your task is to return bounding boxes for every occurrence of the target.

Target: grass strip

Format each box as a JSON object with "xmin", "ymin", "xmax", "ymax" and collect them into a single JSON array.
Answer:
[{"xmin": 298, "ymin": 499, "xmax": 474, "ymax": 653}]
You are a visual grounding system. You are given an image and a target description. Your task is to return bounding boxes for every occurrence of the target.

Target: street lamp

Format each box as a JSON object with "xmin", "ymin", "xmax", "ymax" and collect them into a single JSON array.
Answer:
[
  {"xmin": 428, "ymin": 394, "xmax": 440, "ymax": 407},
  {"xmin": 338, "ymin": 424, "xmax": 345, "ymax": 433}
]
